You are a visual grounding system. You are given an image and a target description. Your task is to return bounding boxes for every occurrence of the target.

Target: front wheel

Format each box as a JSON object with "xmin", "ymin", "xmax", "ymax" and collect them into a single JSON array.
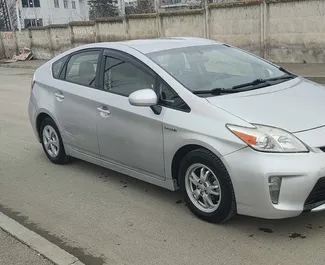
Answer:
[{"xmin": 179, "ymin": 148, "xmax": 236, "ymax": 223}]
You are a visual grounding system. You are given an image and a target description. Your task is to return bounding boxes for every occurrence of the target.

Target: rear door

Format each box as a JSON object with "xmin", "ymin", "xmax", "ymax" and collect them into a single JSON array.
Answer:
[{"xmin": 53, "ymin": 49, "xmax": 103, "ymax": 157}]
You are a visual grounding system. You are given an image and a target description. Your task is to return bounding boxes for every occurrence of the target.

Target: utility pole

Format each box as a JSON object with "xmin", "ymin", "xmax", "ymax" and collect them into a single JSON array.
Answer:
[
  {"xmin": 0, "ymin": 0, "xmax": 13, "ymax": 31},
  {"xmin": 16, "ymin": 0, "xmax": 21, "ymax": 31}
]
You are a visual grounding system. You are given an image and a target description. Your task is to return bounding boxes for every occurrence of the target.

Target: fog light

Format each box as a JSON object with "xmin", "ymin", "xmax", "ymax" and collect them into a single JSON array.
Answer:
[{"xmin": 268, "ymin": 176, "xmax": 282, "ymax": 204}]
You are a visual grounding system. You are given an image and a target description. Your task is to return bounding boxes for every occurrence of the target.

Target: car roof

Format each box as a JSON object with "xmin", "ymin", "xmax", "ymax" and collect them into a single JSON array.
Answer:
[
  {"xmin": 72, "ymin": 37, "xmax": 220, "ymax": 55},
  {"xmin": 47, "ymin": 37, "xmax": 224, "ymax": 64},
  {"xmin": 118, "ymin": 37, "xmax": 221, "ymax": 54}
]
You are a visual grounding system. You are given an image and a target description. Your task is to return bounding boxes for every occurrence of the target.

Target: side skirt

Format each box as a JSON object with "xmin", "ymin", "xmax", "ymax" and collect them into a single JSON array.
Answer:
[{"xmin": 65, "ymin": 144, "xmax": 178, "ymax": 191}]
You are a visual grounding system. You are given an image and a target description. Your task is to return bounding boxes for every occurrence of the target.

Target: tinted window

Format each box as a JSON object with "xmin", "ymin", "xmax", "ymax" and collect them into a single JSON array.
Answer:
[
  {"xmin": 147, "ymin": 45, "xmax": 287, "ymax": 92},
  {"xmin": 103, "ymin": 56, "xmax": 155, "ymax": 97},
  {"xmin": 158, "ymin": 80, "xmax": 190, "ymax": 112},
  {"xmin": 65, "ymin": 50, "xmax": 100, "ymax": 87},
  {"xmin": 52, "ymin": 55, "xmax": 68, "ymax": 79},
  {"xmin": 22, "ymin": 0, "xmax": 40, "ymax": 7},
  {"xmin": 24, "ymin": 18, "xmax": 43, "ymax": 28}
]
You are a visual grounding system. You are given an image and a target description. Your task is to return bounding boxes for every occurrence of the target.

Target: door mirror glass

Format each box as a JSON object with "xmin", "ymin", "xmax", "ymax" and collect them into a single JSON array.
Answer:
[{"xmin": 129, "ymin": 89, "xmax": 158, "ymax": 107}]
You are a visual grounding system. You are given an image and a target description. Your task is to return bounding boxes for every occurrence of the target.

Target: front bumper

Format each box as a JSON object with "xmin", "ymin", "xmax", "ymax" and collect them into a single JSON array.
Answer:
[{"xmin": 222, "ymin": 147, "xmax": 325, "ymax": 219}]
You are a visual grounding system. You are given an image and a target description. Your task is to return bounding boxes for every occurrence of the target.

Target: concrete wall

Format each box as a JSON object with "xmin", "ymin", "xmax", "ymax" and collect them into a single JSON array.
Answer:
[
  {"xmin": 50, "ymin": 26, "xmax": 72, "ymax": 56},
  {"xmin": 127, "ymin": 15, "xmax": 158, "ymax": 39},
  {"xmin": 210, "ymin": 3, "xmax": 261, "ymax": 56},
  {"xmin": 71, "ymin": 23, "xmax": 96, "ymax": 45},
  {"xmin": 16, "ymin": 30, "xmax": 31, "ymax": 50},
  {"xmin": 161, "ymin": 11, "xmax": 205, "ymax": 37},
  {"xmin": 267, "ymin": 0, "xmax": 325, "ymax": 63},
  {"xmin": 97, "ymin": 19, "xmax": 126, "ymax": 42},
  {"xmin": 0, "ymin": 35, "xmax": 5, "ymax": 58},
  {"xmin": 1, "ymin": 0, "xmax": 325, "ymax": 63},
  {"xmin": 30, "ymin": 28, "xmax": 52, "ymax": 59},
  {"xmin": 0, "ymin": 32, "xmax": 17, "ymax": 58}
]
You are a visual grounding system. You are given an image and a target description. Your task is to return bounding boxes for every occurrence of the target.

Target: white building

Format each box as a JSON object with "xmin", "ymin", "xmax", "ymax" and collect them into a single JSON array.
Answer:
[{"xmin": 18, "ymin": 0, "xmax": 89, "ymax": 28}]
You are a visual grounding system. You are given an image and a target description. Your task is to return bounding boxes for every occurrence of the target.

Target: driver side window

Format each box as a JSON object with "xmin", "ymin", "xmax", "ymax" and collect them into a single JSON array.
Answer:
[{"xmin": 103, "ymin": 56, "xmax": 155, "ymax": 97}]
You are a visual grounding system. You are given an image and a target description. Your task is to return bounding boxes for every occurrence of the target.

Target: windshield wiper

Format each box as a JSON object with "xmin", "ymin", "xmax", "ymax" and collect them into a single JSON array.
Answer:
[
  {"xmin": 193, "ymin": 72, "xmax": 297, "ymax": 95},
  {"xmin": 265, "ymin": 74, "xmax": 295, "ymax": 82},
  {"xmin": 232, "ymin": 78, "xmax": 267, "ymax": 90},
  {"xmin": 279, "ymin": 66, "xmax": 297, "ymax": 77},
  {"xmin": 192, "ymin": 88, "xmax": 238, "ymax": 95},
  {"xmin": 232, "ymin": 75, "xmax": 295, "ymax": 90}
]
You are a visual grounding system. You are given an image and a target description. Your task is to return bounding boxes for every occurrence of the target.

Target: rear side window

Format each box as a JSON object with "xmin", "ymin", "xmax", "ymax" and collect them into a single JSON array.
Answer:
[
  {"xmin": 65, "ymin": 50, "xmax": 101, "ymax": 87},
  {"xmin": 52, "ymin": 56, "xmax": 68, "ymax": 79}
]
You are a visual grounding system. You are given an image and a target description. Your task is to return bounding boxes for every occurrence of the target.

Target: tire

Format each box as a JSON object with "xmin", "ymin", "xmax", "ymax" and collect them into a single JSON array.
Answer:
[
  {"xmin": 40, "ymin": 118, "xmax": 70, "ymax": 165},
  {"xmin": 179, "ymin": 148, "xmax": 236, "ymax": 223}
]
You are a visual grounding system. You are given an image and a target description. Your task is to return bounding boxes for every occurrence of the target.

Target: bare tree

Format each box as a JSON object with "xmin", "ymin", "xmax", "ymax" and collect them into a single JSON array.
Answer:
[{"xmin": 88, "ymin": 0, "xmax": 119, "ymax": 19}]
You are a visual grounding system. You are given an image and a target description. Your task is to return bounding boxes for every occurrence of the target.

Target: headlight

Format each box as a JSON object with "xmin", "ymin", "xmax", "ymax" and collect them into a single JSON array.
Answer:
[{"xmin": 227, "ymin": 124, "xmax": 309, "ymax": 153}]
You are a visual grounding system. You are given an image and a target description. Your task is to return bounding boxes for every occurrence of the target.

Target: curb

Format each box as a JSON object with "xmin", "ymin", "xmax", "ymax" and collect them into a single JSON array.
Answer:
[
  {"xmin": 0, "ymin": 212, "xmax": 85, "ymax": 265},
  {"xmin": 0, "ymin": 64, "xmax": 40, "ymax": 69}
]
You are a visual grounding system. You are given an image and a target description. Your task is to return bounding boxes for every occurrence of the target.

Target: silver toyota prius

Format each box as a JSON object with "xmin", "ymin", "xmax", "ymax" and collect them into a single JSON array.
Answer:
[{"xmin": 28, "ymin": 37, "xmax": 325, "ymax": 223}]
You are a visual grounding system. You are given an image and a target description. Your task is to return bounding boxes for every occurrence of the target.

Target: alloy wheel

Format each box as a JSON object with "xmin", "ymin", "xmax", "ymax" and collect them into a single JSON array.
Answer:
[
  {"xmin": 185, "ymin": 163, "xmax": 221, "ymax": 213},
  {"xmin": 42, "ymin": 125, "xmax": 60, "ymax": 158}
]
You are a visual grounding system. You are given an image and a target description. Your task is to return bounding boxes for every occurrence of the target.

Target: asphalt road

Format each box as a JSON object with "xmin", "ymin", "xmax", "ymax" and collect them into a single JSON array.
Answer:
[
  {"xmin": 1, "ymin": 67, "xmax": 325, "ymax": 265},
  {"xmin": 0, "ymin": 228, "xmax": 53, "ymax": 265}
]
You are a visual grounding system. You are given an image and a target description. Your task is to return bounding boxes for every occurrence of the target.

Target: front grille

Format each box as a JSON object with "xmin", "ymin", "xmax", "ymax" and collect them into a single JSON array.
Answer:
[
  {"xmin": 320, "ymin": 147, "xmax": 325, "ymax": 153},
  {"xmin": 304, "ymin": 177, "xmax": 325, "ymax": 210}
]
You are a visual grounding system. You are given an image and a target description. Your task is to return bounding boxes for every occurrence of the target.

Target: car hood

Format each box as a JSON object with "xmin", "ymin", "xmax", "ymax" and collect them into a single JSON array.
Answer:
[{"xmin": 206, "ymin": 77, "xmax": 325, "ymax": 133}]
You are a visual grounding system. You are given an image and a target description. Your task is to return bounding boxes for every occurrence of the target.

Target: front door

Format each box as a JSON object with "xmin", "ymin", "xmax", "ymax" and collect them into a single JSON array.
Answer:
[
  {"xmin": 96, "ymin": 50, "xmax": 165, "ymax": 179},
  {"xmin": 53, "ymin": 49, "xmax": 102, "ymax": 157}
]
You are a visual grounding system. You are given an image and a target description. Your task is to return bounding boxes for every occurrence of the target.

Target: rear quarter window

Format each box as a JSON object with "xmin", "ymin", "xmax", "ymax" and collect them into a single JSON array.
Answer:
[{"xmin": 52, "ymin": 56, "xmax": 68, "ymax": 79}]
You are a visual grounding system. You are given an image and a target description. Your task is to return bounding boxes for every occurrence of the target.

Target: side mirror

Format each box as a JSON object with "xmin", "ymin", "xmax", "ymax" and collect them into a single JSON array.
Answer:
[{"xmin": 129, "ymin": 89, "xmax": 158, "ymax": 107}]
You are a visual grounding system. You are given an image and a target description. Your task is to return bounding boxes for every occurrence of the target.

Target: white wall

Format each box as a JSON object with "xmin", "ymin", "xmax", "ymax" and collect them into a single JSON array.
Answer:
[{"xmin": 20, "ymin": 0, "xmax": 88, "ymax": 27}]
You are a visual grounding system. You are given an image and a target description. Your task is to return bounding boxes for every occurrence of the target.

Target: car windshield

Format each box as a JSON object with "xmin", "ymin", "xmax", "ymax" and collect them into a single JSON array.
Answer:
[{"xmin": 147, "ymin": 44, "xmax": 292, "ymax": 95}]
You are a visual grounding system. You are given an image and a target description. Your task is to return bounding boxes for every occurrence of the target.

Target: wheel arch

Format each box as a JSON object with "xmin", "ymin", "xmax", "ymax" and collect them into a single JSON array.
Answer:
[
  {"xmin": 171, "ymin": 144, "xmax": 223, "ymax": 187},
  {"xmin": 35, "ymin": 110, "xmax": 60, "ymax": 141}
]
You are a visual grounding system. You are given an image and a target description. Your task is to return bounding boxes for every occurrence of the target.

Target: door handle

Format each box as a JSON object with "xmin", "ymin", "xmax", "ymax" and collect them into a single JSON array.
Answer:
[
  {"xmin": 97, "ymin": 106, "xmax": 111, "ymax": 115},
  {"xmin": 55, "ymin": 92, "xmax": 64, "ymax": 100}
]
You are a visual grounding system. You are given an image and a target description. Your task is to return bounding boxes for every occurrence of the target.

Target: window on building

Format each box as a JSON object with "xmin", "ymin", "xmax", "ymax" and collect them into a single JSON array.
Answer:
[
  {"xmin": 72, "ymin": 1, "xmax": 76, "ymax": 9},
  {"xmin": 24, "ymin": 18, "xmax": 43, "ymax": 28},
  {"xmin": 64, "ymin": 0, "xmax": 68, "ymax": 8},
  {"xmin": 22, "ymin": 0, "xmax": 40, "ymax": 8},
  {"xmin": 54, "ymin": 0, "xmax": 60, "ymax": 8}
]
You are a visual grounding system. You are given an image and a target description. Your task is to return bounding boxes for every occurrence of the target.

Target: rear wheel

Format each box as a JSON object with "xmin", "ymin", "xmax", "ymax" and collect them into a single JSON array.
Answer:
[
  {"xmin": 40, "ymin": 118, "xmax": 70, "ymax": 164},
  {"xmin": 179, "ymin": 148, "xmax": 236, "ymax": 223}
]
